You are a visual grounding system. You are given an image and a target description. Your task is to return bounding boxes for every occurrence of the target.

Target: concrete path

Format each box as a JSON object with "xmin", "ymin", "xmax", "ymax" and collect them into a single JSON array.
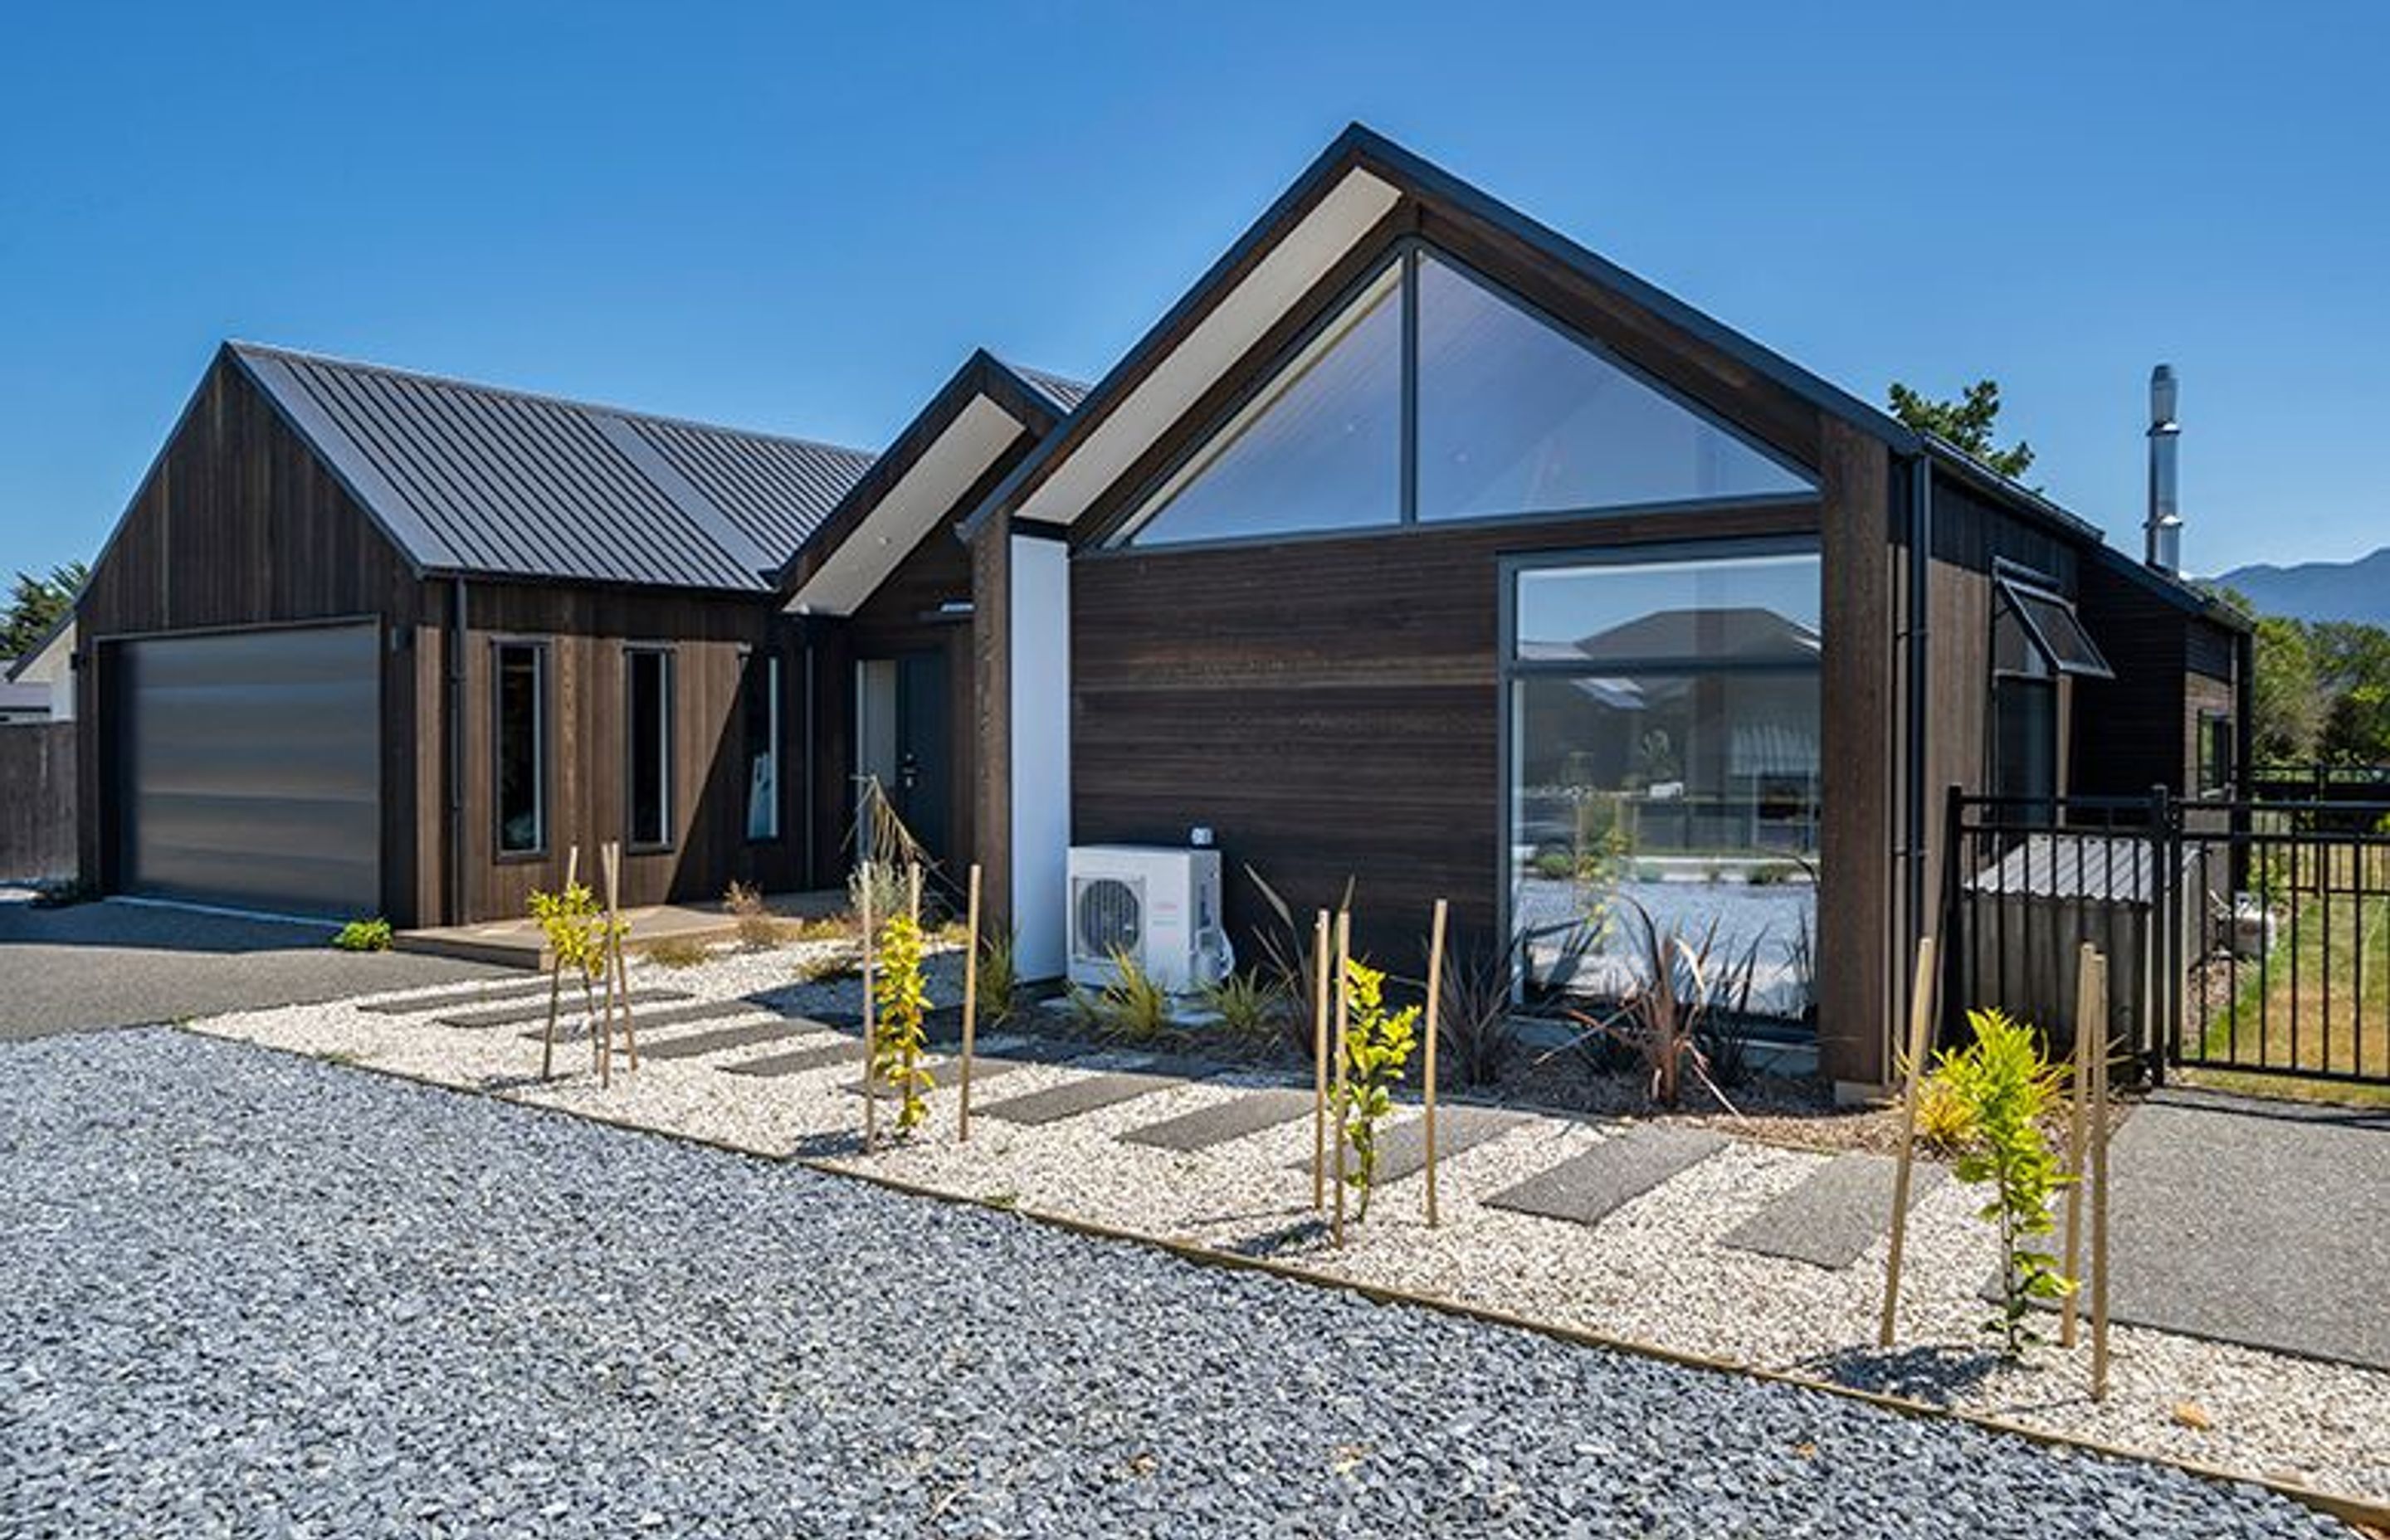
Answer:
[
  {"xmin": 1723, "ymin": 1152, "xmax": 1948, "ymax": 1270},
  {"xmin": 0, "ymin": 895, "xmax": 506, "ymax": 1040},
  {"xmin": 1485, "ymin": 1126, "xmax": 1727, "ymax": 1228}
]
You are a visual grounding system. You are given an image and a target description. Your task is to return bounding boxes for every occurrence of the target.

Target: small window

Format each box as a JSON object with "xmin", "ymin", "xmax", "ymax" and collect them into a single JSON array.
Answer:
[
  {"xmin": 1995, "ymin": 578, "xmax": 2113, "ymax": 680},
  {"xmin": 495, "ymin": 642, "xmax": 545, "ymax": 856},
  {"xmin": 2198, "ymin": 711, "xmax": 2234, "ymax": 796},
  {"xmin": 744, "ymin": 651, "xmax": 781, "ymax": 841},
  {"xmin": 627, "ymin": 648, "xmax": 674, "ymax": 850}
]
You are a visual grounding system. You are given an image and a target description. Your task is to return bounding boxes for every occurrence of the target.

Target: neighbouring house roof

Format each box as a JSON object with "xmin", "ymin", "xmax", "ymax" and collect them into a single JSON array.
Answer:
[
  {"xmin": 3, "ymin": 613, "xmax": 74, "ymax": 684},
  {"xmin": 229, "ymin": 343, "xmax": 876, "ymax": 593},
  {"xmin": 778, "ymin": 349, "xmax": 1084, "ymax": 614},
  {"xmin": 0, "ymin": 666, "xmax": 46, "ymax": 714}
]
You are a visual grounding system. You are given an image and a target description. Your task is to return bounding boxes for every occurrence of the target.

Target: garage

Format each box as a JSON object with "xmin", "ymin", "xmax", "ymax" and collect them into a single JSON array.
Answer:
[{"xmin": 113, "ymin": 623, "xmax": 380, "ymax": 919}]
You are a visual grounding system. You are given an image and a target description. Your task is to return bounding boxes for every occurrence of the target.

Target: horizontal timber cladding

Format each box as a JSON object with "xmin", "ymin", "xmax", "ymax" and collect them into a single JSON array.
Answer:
[
  {"xmin": 72, "ymin": 350, "xmax": 425, "ymax": 921},
  {"xmin": 448, "ymin": 580, "xmax": 801, "ymax": 922},
  {"xmin": 1069, "ymin": 500, "xmax": 1822, "ymax": 972}
]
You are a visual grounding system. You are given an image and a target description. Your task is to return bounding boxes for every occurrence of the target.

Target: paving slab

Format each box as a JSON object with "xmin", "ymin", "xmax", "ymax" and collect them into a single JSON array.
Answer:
[
  {"xmin": 1336, "ymin": 1105, "xmax": 1538, "ymax": 1185},
  {"xmin": 839, "ymin": 1057, "xmax": 1041, "ymax": 1096},
  {"xmin": 1123, "ymin": 1088, "xmax": 1314, "ymax": 1151},
  {"xmin": 719, "ymin": 1037, "xmax": 869, "ymax": 1079},
  {"xmin": 515, "ymin": 997, "xmax": 770, "ymax": 1042},
  {"xmin": 977, "ymin": 1067, "xmax": 1206, "ymax": 1127},
  {"xmin": 637, "ymin": 1016, "xmax": 832, "ymax": 1062},
  {"xmin": 1722, "ymin": 1152, "xmax": 1949, "ymax": 1270},
  {"xmin": 1485, "ymin": 1125, "xmax": 1728, "ymax": 1227},
  {"xmin": 1983, "ymin": 1093, "xmax": 2390, "ymax": 1371},
  {"xmin": 438, "ymin": 989, "xmax": 689, "ymax": 1031},
  {"xmin": 362, "ymin": 980, "xmax": 558, "ymax": 1016}
]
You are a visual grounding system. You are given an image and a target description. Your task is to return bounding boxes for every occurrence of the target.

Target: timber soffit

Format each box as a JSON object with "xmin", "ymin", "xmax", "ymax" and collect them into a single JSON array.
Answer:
[
  {"xmin": 227, "ymin": 342, "xmax": 874, "ymax": 593},
  {"xmin": 949, "ymin": 122, "xmax": 2229, "ymax": 629},
  {"xmin": 772, "ymin": 349, "xmax": 1085, "ymax": 597}
]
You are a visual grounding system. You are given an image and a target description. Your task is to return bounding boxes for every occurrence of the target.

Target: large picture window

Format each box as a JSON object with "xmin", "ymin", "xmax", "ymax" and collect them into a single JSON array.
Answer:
[
  {"xmin": 494, "ymin": 641, "xmax": 545, "ymax": 857},
  {"xmin": 743, "ymin": 650, "xmax": 781, "ymax": 841},
  {"xmin": 626, "ymin": 647, "xmax": 675, "ymax": 850},
  {"xmin": 1507, "ymin": 544, "xmax": 1822, "ymax": 1022},
  {"xmin": 1118, "ymin": 243, "xmax": 1813, "ymax": 548}
]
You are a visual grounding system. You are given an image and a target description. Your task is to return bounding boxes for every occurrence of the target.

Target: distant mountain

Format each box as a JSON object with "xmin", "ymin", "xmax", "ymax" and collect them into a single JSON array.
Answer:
[{"xmin": 2212, "ymin": 548, "xmax": 2390, "ymax": 626}]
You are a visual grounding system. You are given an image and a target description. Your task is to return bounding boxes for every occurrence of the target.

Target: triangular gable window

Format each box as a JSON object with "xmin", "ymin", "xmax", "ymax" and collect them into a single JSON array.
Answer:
[
  {"xmin": 1120, "ymin": 245, "xmax": 1812, "ymax": 548},
  {"xmin": 1123, "ymin": 262, "xmax": 1402, "ymax": 548},
  {"xmin": 1416, "ymin": 252, "xmax": 1812, "ymax": 519}
]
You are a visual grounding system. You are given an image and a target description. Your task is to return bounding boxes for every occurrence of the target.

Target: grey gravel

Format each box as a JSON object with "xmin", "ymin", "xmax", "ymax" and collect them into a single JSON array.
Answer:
[{"xmin": 0, "ymin": 1028, "xmax": 2349, "ymax": 1539}]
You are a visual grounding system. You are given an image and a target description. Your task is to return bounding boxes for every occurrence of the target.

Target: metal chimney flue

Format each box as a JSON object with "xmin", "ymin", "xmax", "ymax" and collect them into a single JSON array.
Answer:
[{"xmin": 2146, "ymin": 363, "xmax": 2182, "ymax": 575}]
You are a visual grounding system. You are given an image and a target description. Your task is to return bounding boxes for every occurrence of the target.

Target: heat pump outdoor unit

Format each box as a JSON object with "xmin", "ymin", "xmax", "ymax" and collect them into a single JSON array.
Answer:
[{"xmin": 1066, "ymin": 845, "xmax": 1232, "ymax": 993}]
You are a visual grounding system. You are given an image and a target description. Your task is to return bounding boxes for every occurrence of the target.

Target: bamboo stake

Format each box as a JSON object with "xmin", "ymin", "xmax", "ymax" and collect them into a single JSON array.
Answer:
[
  {"xmin": 860, "ymin": 865, "xmax": 878, "ymax": 1153},
  {"xmin": 958, "ymin": 863, "xmax": 982, "ymax": 1142},
  {"xmin": 1422, "ymin": 898, "xmax": 1448, "ymax": 1227},
  {"xmin": 606, "ymin": 841, "xmax": 638, "ymax": 1071},
  {"xmin": 1878, "ymin": 934, "xmax": 1939, "ymax": 1348},
  {"xmin": 2061, "ymin": 942, "xmax": 2096, "ymax": 1348},
  {"xmin": 539, "ymin": 845, "xmax": 581, "ymax": 1083},
  {"xmin": 905, "ymin": 863, "xmax": 923, "ymax": 1126},
  {"xmin": 1331, "ymin": 909, "xmax": 1351, "ymax": 1248},
  {"xmin": 1310, "ymin": 909, "xmax": 1330, "ymax": 1211},
  {"xmin": 2089, "ymin": 949, "xmax": 2114, "ymax": 1401}
]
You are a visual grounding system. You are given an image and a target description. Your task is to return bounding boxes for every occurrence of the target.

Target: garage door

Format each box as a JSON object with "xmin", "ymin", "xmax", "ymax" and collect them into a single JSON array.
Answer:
[{"xmin": 115, "ymin": 623, "xmax": 381, "ymax": 918}]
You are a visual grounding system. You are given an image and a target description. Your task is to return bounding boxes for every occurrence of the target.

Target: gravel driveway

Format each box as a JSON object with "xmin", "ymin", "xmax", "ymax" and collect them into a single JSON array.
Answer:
[
  {"xmin": 0, "ymin": 1030, "xmax": 2344, "ymax": 1539},
  {"xmin": 0, "ymin": 895, "xmax": 503, "ymax": 1040}
]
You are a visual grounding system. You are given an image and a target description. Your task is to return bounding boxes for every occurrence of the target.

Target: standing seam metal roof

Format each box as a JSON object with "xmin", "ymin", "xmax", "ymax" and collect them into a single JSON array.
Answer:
[{"xmin": 230, "ymin": 343, "xmax": 874, "ymax": 592}]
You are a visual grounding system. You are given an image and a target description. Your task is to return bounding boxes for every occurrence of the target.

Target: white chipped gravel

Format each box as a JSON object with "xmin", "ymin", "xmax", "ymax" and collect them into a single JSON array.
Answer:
[{"xmin": 179, "ymin": 937, "xmax": 2390, "ymax": 1515}]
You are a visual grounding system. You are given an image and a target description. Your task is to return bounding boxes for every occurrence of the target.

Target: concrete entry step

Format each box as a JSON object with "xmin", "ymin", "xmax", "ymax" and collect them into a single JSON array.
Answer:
[
  {"xmin": 438, "ymin": 988, "xmax": 690, "ymax": 1031},
  {"xmin": 637, "ymin": 1016, "xmax": 832, "ymax": 1062},
  {"xmin": 977, "ymin": 1067, "xmax": 1205, "ymax": 1128},
  {"xmin": 1721, "ymin": 1152, "xmax": 1949, "ymax": 1270},
  {"xmin": 1293, "ymin": 1105, "xmax": 1534, "ymax": 1186},
  {"xmin": 359, "ymin": 980, "xmax": 557, "ymax": 1016},
  {"xmin": 515, "ymin": 997, "xmax": 771, "ymax": 1043},
  {"xmin": 1123, "ymin": 1089, "xmax": 1314, "ymax": 1152},
  {"xmin": 1485, "ymin": 1126, "xmax": 1728, "ymax": 1228}
]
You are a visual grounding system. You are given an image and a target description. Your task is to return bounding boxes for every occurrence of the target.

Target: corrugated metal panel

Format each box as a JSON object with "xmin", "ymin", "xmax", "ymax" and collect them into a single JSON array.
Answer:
[
  {"xmin": 1002, "ymin": 361, "xmax": 1090, "ymax": 415},
  {"xmin": 230, "ymin": 344, "xmax": 872, "ymax": 591}
]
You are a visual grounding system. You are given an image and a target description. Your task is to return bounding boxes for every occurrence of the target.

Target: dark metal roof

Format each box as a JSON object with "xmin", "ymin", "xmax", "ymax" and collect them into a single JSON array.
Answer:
[
  {"xmin": 1001, "ymin": 361, "xmax": 1090, "ymax": 415},
  {"xmin": 230, "ymin": 343, "xmax": 872, "ymax": 592}
]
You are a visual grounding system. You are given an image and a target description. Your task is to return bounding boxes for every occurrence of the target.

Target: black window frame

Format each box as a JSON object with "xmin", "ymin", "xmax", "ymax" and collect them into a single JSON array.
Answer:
[
  {"xmin": 624, "ymin": 644, "xmax": 676, "ymax": 854},
  {"xmin": 491, "ymin": 638, "xmax": 549, "ymax": 863},
  {"xmin": 741, "ymin": 646, "xmax": 783, "ymax": 845},
  {"xmin": 1098, "ymin": 236, "xmax": 1820, "ymax": 553},
  {"xmin": 2197, "ymin": 709, "xmax": 2235, "ymax": 797}
]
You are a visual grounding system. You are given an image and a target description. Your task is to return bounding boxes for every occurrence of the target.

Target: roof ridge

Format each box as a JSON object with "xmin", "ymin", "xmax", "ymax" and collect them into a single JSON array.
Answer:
[{"xmin": 226, "ymin": 339, "xmax": 876, "ymax": 463}]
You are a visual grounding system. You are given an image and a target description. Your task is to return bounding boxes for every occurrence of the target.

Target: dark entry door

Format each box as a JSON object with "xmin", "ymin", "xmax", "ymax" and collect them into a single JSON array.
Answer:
[{"xmin": 892, "ymin": 651, "xmax": 950, "ymax": 865}]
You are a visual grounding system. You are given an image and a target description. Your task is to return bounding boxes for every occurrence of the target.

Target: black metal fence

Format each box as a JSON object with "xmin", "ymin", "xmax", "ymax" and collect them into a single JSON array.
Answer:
[{"xmin": 1940, "ymin": 786, "xmax": 2390, "ymax": 1089}]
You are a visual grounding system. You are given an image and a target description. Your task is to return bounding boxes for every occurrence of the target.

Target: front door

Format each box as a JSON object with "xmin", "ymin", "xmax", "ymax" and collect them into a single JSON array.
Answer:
[{"xmin": 856, "ymin": 651, "xmax": 950, "ymax": 866}]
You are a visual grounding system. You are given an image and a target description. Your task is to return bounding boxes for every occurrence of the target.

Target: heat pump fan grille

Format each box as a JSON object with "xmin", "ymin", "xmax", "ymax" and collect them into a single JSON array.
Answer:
[{"xmin": 1075, "ymin": 876, "xmax": 1144, "ymax": 961}]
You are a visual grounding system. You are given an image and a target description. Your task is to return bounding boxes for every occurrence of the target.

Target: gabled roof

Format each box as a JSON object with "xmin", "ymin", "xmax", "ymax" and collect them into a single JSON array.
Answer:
[
  {"xmin": 778, "ymin": 350, "xmax": 1080, "ymax": 613},
  {"xmin": 230, "ymin": 343, "xmax": 874, "ymax": 592}
]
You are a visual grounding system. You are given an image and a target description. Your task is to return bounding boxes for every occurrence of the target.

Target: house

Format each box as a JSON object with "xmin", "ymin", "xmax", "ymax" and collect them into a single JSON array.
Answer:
[
  {"xmin": 4, "ymin": 614, "xmax": 77, "ymax": 723},
  {"xmin": 56, "ymin": 124, "xmax": 2243, "ymax": 1089}
]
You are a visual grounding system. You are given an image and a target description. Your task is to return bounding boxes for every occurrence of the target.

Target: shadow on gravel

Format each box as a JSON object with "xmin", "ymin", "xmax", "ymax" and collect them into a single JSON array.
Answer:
[
  {"xmin": 1802, "ymin": 1345, "xmax": 2005, "ymax": 1406},
  {"xmin": 788, "ymin": 1129, "xmax": 868, "ymax": 1159},
  {"xmin": 1221, "ymin": 1217, "xmax": 1332, "ymax": 1260}
]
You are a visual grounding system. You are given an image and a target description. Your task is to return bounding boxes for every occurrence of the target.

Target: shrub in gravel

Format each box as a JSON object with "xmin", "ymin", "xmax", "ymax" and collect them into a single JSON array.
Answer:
[
  {"xmin": 1340, "ymin": 958, "xmax": 1421, "ymax": 1221},
  {"xmin": 529, "ymin": 881, "xmax": 626, "ymax": 1080},
  {"xmin": 1197, "ymin": 968, "xmax": 1283, "ymax": 1045},
  {"xmin": 329, "ymin": 917, "xmax": 393, "ymax": 953},
  {"xmin": 1934, "ymin": 1008, "xmax": 2075, "ymax": 1357},
  {"xmin": 871, "ymin": 909, "xmax": 935, "ymax": 1132},
  {"xmin": 1567, "ymin": 899, "xmax": 1739, "ymax": 1112},
  {"xmin": 977, "ymin": 928, "xmax": 1021, "ymax": 1023},
  {"xmin": 723, "ymin": 881, "xmax": 785, "ymax": 949},
  {"xmin": 1073, "ymin": 948, "xmax": 1173, "ymax": 1043}
]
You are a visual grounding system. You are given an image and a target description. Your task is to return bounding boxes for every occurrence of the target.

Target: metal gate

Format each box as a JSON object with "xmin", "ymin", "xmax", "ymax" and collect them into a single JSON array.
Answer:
[{"xmin": 1942, "ymin": 787, "xmax": 2390, "ymax": 1089}]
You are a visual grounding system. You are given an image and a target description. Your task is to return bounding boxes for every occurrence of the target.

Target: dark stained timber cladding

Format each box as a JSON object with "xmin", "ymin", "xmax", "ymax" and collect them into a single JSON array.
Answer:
[{"xmin": 1069, "ymin": 501, "xmax": 1820, "ymax": 965}]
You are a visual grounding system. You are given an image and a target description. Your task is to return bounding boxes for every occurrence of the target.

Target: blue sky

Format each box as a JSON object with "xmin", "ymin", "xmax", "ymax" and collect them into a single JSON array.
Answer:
[{"xmin": 2, "ymin": 1, "xmax": 2383, "ymax": 581}]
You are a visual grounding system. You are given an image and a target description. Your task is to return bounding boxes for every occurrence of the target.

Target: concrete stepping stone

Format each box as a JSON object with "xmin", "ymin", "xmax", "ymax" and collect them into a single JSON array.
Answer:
[
  {"xmin": 1485, "ymin": 1126, "xmax": 1728, "ymax": 1227},
  {"xmin": 360, "ymin": 980, "xmax": 555, "ymax": 1016},
  {"xmin": 1124, "ymin": 1088, "xmax": 1313, "ymax": 1152},
  {"xmin": 976, "ymin": 1066, "xmax": 1205, "ymax": 1127},
  {"xmin": 720, "ymin": 1037, "xmax": 868, "ymax": 1079},
  {"xmin": 1294, "ymin": 1105, "xmax": 1534, "ymax": 1185},
  {"xmin": 637, "ymin": 1016, "xmax": 832, "ymax": 1062},
  {"xmin": 438, "ymin": 989, "xmax": 689, "ymax": 1031},
  {"xmin": 515, "ymin": 997, "xmax": 768, "ymax": 1042},
  {"xmin": 1721, "ymin": 1153, "xmax": 1949, "ymax": 1270},
  {"xmin": 838, "ymin": 1056, "xmax": 1040, "ymax": 1096}
]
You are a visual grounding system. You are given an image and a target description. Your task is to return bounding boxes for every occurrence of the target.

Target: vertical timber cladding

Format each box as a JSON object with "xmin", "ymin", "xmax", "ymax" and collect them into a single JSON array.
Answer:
[
  {"xmin": 1816, "ymin": 419, "xmax": 1898, "ymax": 1089},
  {"xmin": 1067, "ymin": 500, "xmax": 1822, "ymax": 977}
]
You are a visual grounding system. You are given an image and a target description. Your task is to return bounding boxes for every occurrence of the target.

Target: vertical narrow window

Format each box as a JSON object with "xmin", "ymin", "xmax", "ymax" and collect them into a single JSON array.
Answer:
[
  {"xmin": 744, "ymin": 651, "xmax": 782, "ymax": 841},
  {"xmin": 627, "ymin": 647, "xmax": 674, "ymax": 849},
  {"xmin": 495, "ymin": 643, "xmax": 546, "ymax": 856}
]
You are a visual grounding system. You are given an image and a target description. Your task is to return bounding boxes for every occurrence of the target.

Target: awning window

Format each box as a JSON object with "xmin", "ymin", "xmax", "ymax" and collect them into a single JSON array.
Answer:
[{"xmin": 1995, "ymin": 578, "xmax": 2114, "ymax": 680}]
